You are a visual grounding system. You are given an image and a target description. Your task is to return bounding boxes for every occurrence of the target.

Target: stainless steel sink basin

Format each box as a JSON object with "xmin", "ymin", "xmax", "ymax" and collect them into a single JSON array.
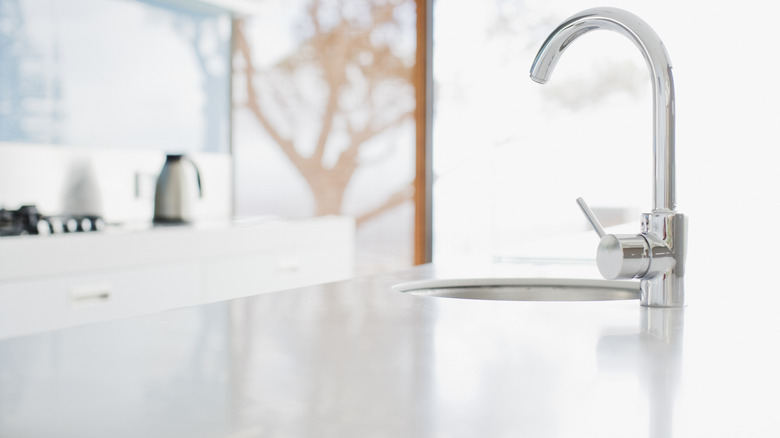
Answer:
[{"xmin": 393, "ymin": 278, "xmax": 640, "ymax": 302}]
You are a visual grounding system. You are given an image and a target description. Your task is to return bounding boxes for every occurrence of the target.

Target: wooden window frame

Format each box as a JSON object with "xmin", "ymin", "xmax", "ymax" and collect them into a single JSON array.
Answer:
[{"xmin": 414, "ymin": 0, "xmax": 432, "ymax": 265}]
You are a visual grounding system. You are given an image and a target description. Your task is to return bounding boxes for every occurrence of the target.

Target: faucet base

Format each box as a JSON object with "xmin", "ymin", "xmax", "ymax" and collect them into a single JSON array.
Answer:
[
  {"xmin": 640, "ymin": 212, "xmax": 686, "ymax": 307},
  {"xmin": 640, "ymin": 274, "xmax": 684, "ymax": 307}
]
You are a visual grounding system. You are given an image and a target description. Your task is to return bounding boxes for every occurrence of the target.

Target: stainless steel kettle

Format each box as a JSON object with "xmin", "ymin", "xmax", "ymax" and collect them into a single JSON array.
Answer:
[{"xmin": 153, "ymin": 154, "xmax": 202, "ymax": 224}]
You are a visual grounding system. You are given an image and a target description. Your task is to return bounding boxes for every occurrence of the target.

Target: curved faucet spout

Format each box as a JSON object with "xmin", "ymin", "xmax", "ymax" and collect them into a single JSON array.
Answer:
[{"xmin": 530, "ymin": 7, "xmax": 676, "ymax": 212}]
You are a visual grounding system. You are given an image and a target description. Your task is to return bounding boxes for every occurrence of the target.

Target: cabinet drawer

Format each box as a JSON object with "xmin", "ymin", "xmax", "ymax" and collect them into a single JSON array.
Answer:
[
  {"xmin": 204, "ymin": 246, "xmax": 352, "ymax": 302},
  {"xmin": 0, "ymin": 262, "xmax": 203, "ymax": 339}
]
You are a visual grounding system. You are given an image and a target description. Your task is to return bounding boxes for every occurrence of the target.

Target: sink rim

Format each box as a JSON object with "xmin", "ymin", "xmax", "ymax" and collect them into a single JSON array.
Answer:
[{"xmin": 392, "ymin": 277, "xmax": 640, "ymax": 302}]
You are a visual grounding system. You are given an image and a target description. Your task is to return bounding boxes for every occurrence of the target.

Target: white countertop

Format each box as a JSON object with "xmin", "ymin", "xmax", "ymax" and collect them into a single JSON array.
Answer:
[
  {"xmin": 0, "ymin": 216, "xmax": 346, "ymax": 282},
  {"xmin": 0, "ymin": 256, "xmax": 778, "ymax": 437}
]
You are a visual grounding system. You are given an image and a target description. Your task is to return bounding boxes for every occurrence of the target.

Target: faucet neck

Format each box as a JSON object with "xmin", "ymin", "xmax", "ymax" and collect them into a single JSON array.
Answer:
[{"xmin": 530, "ymin": 7, "xmax": 676, "ymax": 211}]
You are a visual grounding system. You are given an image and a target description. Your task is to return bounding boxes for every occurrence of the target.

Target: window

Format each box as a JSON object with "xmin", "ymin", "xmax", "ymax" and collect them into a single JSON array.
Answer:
[{"xmin": 232, "ymin": 0, "xmax": 422, "ymax": 275}]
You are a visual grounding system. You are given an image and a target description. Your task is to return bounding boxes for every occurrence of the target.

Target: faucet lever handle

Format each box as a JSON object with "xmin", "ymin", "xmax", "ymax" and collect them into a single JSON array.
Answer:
[{"xmin": 576, "ymin": 197, "xmax": 606, "ymax": 238}]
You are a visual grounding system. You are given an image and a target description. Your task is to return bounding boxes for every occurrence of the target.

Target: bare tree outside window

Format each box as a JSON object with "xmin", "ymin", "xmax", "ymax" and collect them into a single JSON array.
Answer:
[{"xmin": 233, "ymin": 0, "xmax": 418, "ymax": 274}]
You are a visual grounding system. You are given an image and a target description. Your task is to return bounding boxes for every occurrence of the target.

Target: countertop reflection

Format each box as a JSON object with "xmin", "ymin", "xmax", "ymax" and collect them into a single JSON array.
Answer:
[{"xmin": 0, "ymin": 263, "xmax": 777, "ymax": 437}]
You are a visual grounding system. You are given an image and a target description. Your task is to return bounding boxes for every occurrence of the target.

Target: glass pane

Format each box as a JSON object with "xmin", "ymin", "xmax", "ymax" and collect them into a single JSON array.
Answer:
[
  {"xmin": 233, "ymin": 0, "xmax": 418, "ymax": 275},
  {"xmin": 0, "ymin": 0, "xmax": 231, "ymax": 153},
  {"xmin": 432, "ymin": 1, "xmax": 652, "ymax": 264}
]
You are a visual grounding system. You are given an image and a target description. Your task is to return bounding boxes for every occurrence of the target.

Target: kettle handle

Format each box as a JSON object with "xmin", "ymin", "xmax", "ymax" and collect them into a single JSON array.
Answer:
[{"xmin": 185, "ymin": 157, "xmax": 203, "ymax": 198}]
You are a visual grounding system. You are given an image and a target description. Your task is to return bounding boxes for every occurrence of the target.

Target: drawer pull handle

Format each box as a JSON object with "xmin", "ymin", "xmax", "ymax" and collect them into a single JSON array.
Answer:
[
  {"xmin": 70, "ymin": 284, "xmax": 113, "ymax": 308},
  {"xmin": 275, "ymin": 258, "xmax": 301, "ymax": 274}
]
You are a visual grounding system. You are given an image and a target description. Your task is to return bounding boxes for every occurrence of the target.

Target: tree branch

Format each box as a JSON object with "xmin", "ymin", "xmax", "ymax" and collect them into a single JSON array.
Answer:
[
  {"xmin": 311, "ymin": 26, "xmax": 350, "ymax": 165},
  {"xmin": 355, "ymin": 182, "xmax": 414, "ymax": 226},
  {"xmin": 234, "ymin": 21, "xmax": 305, "ymax": 169}
]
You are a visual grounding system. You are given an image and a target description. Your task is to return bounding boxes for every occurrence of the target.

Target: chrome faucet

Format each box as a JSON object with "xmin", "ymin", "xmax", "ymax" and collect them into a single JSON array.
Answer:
[{"xmin": 529, "ymin": 8, "xmax": 686, "ymax": 307}]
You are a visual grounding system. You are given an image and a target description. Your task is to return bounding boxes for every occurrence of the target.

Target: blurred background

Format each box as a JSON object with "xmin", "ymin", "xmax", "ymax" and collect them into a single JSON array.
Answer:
[{"xmin": 2, "ymin": 0, "xmax": 780, "ymax": 281}]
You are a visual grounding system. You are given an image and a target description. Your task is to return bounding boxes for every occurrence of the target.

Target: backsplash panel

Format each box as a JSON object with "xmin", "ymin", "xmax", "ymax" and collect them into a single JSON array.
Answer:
[{"xmin": 0, "ymin": 143, "xmax": 232, "ymax": 224}]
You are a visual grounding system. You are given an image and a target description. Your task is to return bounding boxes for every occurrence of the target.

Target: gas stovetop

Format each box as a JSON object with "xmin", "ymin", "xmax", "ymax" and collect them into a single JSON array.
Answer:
[{"xmin": 0, "ymin": 205, "xmax": 105, "ymax": 237}]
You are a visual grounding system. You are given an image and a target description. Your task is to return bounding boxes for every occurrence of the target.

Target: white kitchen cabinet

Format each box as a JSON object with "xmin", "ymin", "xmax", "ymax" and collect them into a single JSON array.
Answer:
[
  {"xmin": 0, "ymin": 262, "xmax": 203, "ymax": 338},
  {"xmin": 202, "ymin": 216, "xmax": 355, "ymax": 301},
  {"xmin": 0, "ymin": 216, "xmax": 354, "ymax": 339},
  {"xmin": 204, "ymin": 246, "xmax": 353, "ymax": 302}
]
